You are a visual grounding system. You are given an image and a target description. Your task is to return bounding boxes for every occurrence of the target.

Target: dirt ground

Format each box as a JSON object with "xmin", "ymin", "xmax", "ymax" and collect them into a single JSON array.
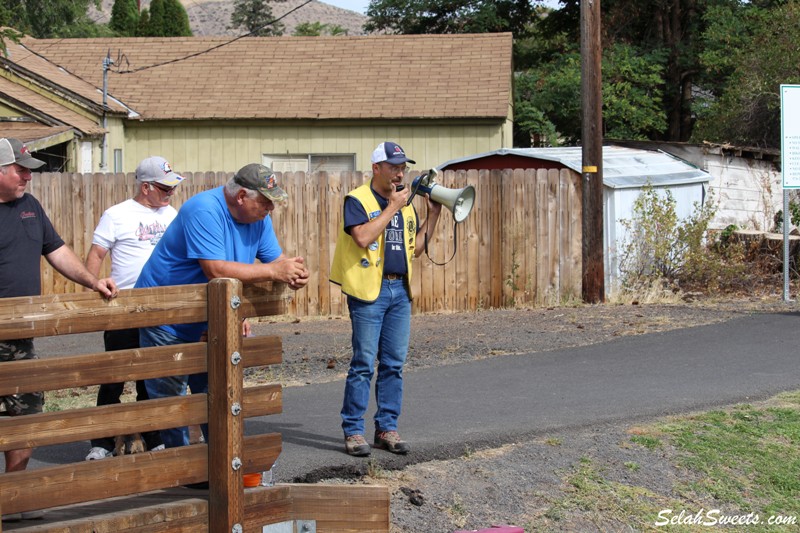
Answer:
[{"xmin": 250, "ymin": 293, "xmax": 795, "ymax": 532}]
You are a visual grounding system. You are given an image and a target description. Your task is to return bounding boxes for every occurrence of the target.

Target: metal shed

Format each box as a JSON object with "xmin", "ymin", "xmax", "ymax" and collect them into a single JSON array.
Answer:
[{"xmin": 438, "ymin": 146, "xmax": 712, "ymax": 290}]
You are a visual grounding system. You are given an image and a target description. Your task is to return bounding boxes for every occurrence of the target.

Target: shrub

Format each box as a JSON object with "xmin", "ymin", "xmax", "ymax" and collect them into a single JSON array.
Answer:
[{"xmin": 617, "ymin": 185, "xmax": 728, "ymax": 292}]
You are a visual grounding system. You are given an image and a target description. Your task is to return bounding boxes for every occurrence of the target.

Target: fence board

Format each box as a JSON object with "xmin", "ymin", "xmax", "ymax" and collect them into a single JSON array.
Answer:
[
  {"xmin": 500, "ymin": 169, "xmax": 513, "ymax": 306},
  {"xmin": 0, "ymin": 336, "xmax": 279, "ymax": 396},
  {"xmin": 559, "ymin": 169, "xmax": 571, "ymax": 296},
  {"xmin": 569, "ymin": 170, "xmax": 583, "ymax": 296},
  {"xmin": 453, "ymin": 170, "xmax": 470, "ymax": 311},
  {"xmin": 0, "ymin": 282, "xmax": 287, "ymax": 340},
  {"xmin": 548, "ymin": 169, "xmax": 560, "ymax": 301},
  {"xmin": 28, "ymin": 169, "xmax": 583, "ymax": 313},
  {"xmin": 0, "ymin": 386, "xmax": 281, "ymax": 451},
  {"xmin": 525, "ymin": 169, "xmax": 538, "ymax": 302},
  {"xmin": 327, "ymin": 173, "xmax": 342, "ymax": 316},
  {"xmin": 317, "ymin": 171, "xmax": 331, "ymax": 316},
  {"xmin": 0, "ymin": 435, "xmax": 281, "ymax": 516},
  {"xmin": 491, "ymin": 170, "xmax": 505, "ymax": 307},
  {"xmin": 465, "ymin": 170, "xmax": 480, "ymax": 310}
]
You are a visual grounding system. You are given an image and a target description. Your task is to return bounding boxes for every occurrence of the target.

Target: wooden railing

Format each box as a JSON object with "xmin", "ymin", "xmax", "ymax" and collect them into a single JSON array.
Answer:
[{"xmin": 0, "ymin": 280, "xmax": 389, "ymax": 532}]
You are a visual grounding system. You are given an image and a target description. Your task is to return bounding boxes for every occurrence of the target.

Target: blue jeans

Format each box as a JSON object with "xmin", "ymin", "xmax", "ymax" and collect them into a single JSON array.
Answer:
[
  {"xmin": 341, "ymin": 278, "xmax": 411, "ymax": 437},
  {"xmin": 140, "ymin": 326, "xmax": 208, "ymax": 448}
]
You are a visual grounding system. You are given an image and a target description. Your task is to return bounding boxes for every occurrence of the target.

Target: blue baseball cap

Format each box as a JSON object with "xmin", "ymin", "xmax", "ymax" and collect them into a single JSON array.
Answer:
[{"xmin": 371, "ymin": 141, "xmax": 416, "ymax": 165}]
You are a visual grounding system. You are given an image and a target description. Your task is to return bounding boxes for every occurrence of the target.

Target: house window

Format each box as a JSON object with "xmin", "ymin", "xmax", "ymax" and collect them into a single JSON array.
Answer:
[
  {"xmin": 113, "ymin": 149, "xmax": 123, "ymax": 173},
  {"xmin": 264, "ymin": 154, "xmax": 355, "ymax": 174}
]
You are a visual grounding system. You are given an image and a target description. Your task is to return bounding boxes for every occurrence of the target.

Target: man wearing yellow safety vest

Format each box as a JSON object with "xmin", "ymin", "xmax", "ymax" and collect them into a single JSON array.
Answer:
[{"xmin": 331, "ymin": 141, "xmax": 441, "ymax": 457}]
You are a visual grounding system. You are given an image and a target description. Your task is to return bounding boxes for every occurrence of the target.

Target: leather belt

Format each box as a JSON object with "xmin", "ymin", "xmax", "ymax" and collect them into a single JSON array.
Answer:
[{"xmin": 383, "ymin": 273, "xmax": 405, "ymax": 280}]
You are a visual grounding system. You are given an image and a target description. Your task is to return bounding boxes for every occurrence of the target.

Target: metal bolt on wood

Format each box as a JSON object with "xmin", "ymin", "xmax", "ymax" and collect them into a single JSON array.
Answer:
[
  {"xmin": 230, "ymin": 295, "xmax": 241, "ymax": 309},
  {"xmin": 232, "ymin": 525, "xmax": 242, "ymax": 533},
  {"xmin": 230, "ymin": 351, "xmax": 241, "ymax": 365},
  {"xmin": 231, "ymin": 457, "xmax": 242, "ymax": 470},
  {"xmin": 231, "ymin": 402, "xmax": 241, "ymax": 416}
]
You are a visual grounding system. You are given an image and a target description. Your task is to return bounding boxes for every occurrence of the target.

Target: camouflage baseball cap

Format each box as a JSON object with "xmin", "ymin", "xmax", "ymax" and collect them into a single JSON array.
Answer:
[{"xmin": 233, "ymin": 164, "xmax": 288, "ymax": 202}]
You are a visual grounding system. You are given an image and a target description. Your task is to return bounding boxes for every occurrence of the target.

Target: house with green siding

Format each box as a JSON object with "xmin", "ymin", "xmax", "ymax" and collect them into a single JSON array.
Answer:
[
  {"xmin": 0, "ymin": 40, "xmax": 129, "ymax": 171},
  {"xmin": 2, "ymin": 33, "xmax": 513, "ymax": 174}
]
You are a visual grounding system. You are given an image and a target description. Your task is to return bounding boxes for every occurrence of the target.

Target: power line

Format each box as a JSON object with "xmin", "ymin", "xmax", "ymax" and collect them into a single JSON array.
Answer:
[{"xmin": 115, "ymin": 0, "xmax": 314, "ymax": 75}]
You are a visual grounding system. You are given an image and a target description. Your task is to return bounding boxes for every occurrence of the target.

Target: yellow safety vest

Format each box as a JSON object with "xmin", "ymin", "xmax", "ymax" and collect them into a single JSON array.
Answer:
[{"xmin": 330, "ymin": 182, "xmax": 416, "ymax": 302}]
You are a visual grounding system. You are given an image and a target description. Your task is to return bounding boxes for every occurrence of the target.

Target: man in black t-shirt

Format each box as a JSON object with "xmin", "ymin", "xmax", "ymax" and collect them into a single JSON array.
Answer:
[{"xmin": 0, "ymin": 138, "xmax": 117, "ymax": 519}]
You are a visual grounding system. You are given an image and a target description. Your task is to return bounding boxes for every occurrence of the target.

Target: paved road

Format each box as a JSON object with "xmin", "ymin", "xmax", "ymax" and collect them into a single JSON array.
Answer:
[{"xmin": 23, "ymin": 310, "xmax": 800, "ymax": 483}]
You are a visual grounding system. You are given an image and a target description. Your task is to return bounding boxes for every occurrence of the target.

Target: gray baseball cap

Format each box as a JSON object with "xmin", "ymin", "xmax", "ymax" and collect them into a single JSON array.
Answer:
[
  {"xmin": 135, "ymin": 156, "xmax": 185, "ymax": 186},
  {"xmin": 0, "ymin": 138, "xmax": 45, "ymax": 169}
]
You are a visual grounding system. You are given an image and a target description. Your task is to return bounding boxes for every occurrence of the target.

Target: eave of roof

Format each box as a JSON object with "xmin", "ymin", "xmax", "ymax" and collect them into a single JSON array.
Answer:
[
  {"xmin": 0, "ymin": 76, "xmax": 106, "ymax": 135},
  {"xmin": 23, "ymin": 33, "xmax": 513, "ymax": 122},
  {"xmin": 0, "ymin": 122, "xmax": 75, "ymax": 149}
]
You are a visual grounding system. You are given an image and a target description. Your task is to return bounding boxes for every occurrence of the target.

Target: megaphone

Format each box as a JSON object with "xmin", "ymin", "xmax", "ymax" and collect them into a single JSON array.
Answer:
[{"xmin": 408, "ymin": 169, "xmax": 475, "ymax": 223}]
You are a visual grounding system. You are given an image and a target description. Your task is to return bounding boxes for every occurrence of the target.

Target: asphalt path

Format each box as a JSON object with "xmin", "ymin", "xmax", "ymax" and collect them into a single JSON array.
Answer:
[{"xmin": 20, "ymin": 310, "xmax": 800, "ymax": 483}]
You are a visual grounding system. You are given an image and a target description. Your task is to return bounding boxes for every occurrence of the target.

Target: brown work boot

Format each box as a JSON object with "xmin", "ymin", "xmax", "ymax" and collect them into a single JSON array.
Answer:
[
  {"xmin": 344, "ymin": 434, "xmax": 371, "ymax": 457},
  {"xmin": 374, "ymin": 430, "xmax": 410, "ymax": 454}
]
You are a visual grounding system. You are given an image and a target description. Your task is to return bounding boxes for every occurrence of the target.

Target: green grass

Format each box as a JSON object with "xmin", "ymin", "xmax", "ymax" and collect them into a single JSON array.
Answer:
[
  {"xmin": 539, "ymin": 391, "xmax": 800, "ymax": 532},
  {"xmin": 660, "ymin": 395, "xmax": 800, "ymax": 521}
]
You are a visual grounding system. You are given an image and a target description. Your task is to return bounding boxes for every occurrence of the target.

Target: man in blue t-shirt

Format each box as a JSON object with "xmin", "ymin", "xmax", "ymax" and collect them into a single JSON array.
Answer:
[{"xmin": 136, "ymin": 163, "xmax": 309, "ymax": 452}]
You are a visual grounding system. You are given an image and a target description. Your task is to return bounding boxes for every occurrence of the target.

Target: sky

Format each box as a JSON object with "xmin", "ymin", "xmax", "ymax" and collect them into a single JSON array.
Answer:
[{"xmin": 321, "ymin": 1, "xmax": 561, "ymax": 15}]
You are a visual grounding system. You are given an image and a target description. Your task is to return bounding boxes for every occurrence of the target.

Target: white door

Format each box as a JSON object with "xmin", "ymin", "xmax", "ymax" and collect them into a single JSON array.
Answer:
[{"xmin": 80, "ymin": 142, "xmax": 93, "ymax": 173}]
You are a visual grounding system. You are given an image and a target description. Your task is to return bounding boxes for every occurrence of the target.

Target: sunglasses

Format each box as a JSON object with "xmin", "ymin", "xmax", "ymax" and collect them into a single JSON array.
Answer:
[{"xmin": 149, "ymin": 182, "xmax": 177, "ymax": 194}]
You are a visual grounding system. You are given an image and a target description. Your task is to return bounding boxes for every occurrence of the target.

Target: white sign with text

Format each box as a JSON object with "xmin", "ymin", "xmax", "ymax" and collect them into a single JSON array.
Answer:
[{"xmin": 782, "ymin": 85, "xmax": 800, "ymax": 188}]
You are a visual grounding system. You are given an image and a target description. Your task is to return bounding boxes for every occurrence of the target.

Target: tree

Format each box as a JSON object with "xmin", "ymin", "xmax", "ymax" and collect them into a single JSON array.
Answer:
[
  {"xmin": 140, "ymin": 0, "xmax": 191, "ymax": 37},
  {"xmin": 136, "ymin": 8, "xmax": 151, "ymax": 37},
  {"xmin": 540, "ymin": 0, "xmax": 749, "ymax": 143},
  {"xmin": 146, "ymin": 0, "xmax": 165, "ymax": 36},
  {"xmin": 515, "ymin": 43, "xmax": 667, "ymax": 146},
  {"xmin": 364, "ymin": 0, "xmax": 533, "ymax": 37},
  {"xmin": 601, "ymin": 44, "xmax": 667, "ymax": 141},
  {"xmin": 0, "ymin": 3, "xmax": 22, "ymax": 57},
  {"xmin": 691, "ymin": 1, "xmax": 800, "ymax": 148},
  {"xmin": 293, "ymin": 21, "xmax": 348, "ymax": 36},
  {"xmin": 1, "ymin": 0, "xmax": 108, "ymax": 39},
  {"xmin": 230, "ymin": 0, "xmax": 286, "ymax": 36},
  {"xmin": 110, "ymin": 0, "xmax": 140, "ymax": 36},
  {"xmin": 162, "ymin": 0, "xmax": 192, "ymax": 36}
]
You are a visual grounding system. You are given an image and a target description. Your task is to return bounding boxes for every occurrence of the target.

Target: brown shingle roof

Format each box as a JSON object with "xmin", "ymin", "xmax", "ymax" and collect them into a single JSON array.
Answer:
[
  {"xmin": 3, "ymin": 40, "xmax": 128, "ymax": 115},
  {"xmin": 24, "ymin": 33, "xmax": 512, "ymax": 122}
]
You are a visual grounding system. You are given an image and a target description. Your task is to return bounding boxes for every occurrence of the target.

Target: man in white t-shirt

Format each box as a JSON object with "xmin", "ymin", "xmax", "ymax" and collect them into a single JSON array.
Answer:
[{"xmin": 84, "ymin": 156, "xmax": 184, "ymax": 460}]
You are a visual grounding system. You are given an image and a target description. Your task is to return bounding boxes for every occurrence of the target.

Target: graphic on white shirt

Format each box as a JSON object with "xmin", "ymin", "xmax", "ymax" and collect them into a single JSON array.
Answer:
[{"xmin": 136, "ymin": 220, "xmax": 169, "ymax": 245}]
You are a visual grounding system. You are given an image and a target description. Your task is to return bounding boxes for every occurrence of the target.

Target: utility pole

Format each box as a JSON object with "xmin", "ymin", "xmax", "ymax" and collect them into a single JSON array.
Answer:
[
  {"xmin": 581, "ymin": 0, "xmax": 604, "ymax": 303},
  {"xmin": 100, "ymin": 51, "xmax": 113, "ymax": 171}
]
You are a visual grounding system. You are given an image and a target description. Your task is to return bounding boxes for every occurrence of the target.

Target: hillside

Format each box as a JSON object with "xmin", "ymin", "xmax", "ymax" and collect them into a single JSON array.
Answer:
[{"xmin": 91, "ymin": 0, "xmax": 369, "ymax": 36}]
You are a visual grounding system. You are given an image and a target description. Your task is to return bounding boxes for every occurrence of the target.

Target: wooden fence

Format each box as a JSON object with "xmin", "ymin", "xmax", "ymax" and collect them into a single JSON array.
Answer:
[
  {"xmin": 0, "ymin": 279, "xmax": 389, "ymax": 532},
  {"xmin": 29, "ymin": 169, "xmax": 582, "ymax": 315}
]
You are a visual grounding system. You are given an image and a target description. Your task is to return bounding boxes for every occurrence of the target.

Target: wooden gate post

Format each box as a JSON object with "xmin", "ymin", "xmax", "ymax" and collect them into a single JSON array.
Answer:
[{"xmin": 207, "ymin": 278, "xmax": 245, "ymax": 531}]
